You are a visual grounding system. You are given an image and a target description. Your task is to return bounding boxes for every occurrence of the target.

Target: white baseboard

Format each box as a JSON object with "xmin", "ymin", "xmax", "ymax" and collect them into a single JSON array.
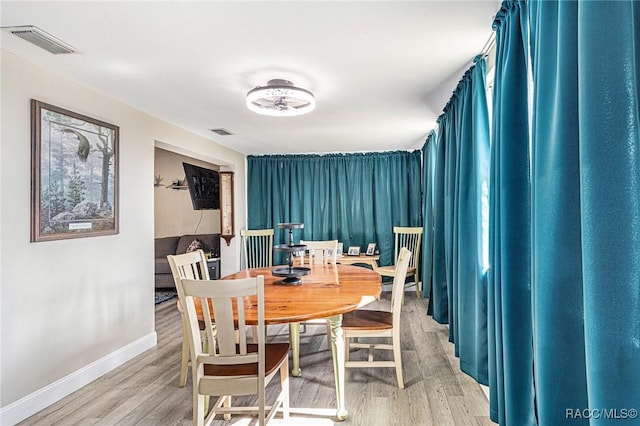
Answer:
[{"xmin": 0, "ymin": 332, "xmax": 157, "ymax": 425}]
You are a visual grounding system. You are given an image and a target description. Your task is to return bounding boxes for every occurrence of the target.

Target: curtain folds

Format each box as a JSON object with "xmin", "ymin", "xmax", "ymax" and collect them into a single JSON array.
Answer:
[
  {"xmin": 430, "ymin": 57, "xmax": 491, "ymax": 385},
  {"xmin": 421, "ymin": 131, "xmax": 437, "ymax": 301},
  {"xmin": 431, "ymin": 116, "xmax": 449, "ymax": 323},
  {"xmin": 488, "ymin": 1, "xmax": 535, "ymax": 425},
  {"xmin": 530, "ymin": 0, "xmax": 640, "ymax": 423},
  {"xmin": 578, "ymin": 0, "xmax": 640, "ymax": 414},
  {"xmin": 247, "ymin": 151, "xmax": 422, "ymax": 267},
  {"xmin": 529, "ymin": 1, "xmax": 590, "ymax": 422}
]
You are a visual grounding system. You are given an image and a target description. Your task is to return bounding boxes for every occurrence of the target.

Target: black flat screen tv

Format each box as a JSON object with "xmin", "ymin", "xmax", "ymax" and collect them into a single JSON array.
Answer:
[{"xmin": 182, "ymin": 162, "xmax": 219, "ymax": 210}]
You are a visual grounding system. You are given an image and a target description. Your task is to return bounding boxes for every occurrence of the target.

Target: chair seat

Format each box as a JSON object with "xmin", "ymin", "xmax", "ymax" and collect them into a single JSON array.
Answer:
[
  {"xmin": 203, "ymin": 343, "xmax": 290, "ymax": 377},
  {"xmin": 377, "ymin": 265, "xmax": 416, "ymax": 277},
  {"xmin": 343, "ymin": 310, "xmax": 393, "ymax": 330}
]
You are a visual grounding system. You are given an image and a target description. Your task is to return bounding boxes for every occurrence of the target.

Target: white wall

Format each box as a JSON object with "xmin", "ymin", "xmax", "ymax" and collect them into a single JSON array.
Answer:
[
  {"xmin": 0, "ymin": 50, "xmax": 246, "ymax": 423},
  {"xmin": 154, "ymin": 148, "xmax": 221, "ymax": 238}
]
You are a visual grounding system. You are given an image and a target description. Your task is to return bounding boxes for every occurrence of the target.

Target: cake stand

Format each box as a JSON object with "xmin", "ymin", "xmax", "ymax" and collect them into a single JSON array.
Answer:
[{"xmin": 272, "ymin": 223, "xmax": 310, "ymax": 285}]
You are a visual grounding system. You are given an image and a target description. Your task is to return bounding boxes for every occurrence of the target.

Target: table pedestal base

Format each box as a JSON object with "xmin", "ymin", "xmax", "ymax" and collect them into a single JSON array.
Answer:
[
  {"xmin": 288, "ymin": 316, "xmax": 348, "ymax": 420},
  {"xmin": 328, "ymin": 314, "xmax": 348, "ymax": 421}
]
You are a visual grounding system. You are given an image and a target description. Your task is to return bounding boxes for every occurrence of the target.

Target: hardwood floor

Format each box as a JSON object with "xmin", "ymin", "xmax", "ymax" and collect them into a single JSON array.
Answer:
[{"xmin": 19, "ymin": 292, "xmax": 491, "ymax": 426}]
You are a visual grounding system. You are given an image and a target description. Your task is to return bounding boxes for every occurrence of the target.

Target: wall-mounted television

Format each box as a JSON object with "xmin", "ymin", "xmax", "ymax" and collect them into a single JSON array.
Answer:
[{"xmin": 182, "ymin": 162, "xmax": 219, "ymax": 210}]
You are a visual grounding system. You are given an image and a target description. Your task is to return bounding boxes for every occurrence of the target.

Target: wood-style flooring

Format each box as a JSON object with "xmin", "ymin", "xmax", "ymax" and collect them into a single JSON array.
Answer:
[{"xmin": 19, "ymin": 292, "xmax": 491, "ymax": 426}]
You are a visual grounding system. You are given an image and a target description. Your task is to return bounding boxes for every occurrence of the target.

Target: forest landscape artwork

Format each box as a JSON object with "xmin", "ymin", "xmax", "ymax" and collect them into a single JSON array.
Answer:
[{"xmin": 31, "ymin": 100, "xmax": 119, "ymax": 242}]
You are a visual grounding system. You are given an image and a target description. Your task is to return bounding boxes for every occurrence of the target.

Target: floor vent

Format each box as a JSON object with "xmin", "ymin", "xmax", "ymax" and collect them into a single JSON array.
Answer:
[{"xmin": 2, "ymin": 26, "xmax": 81, "ymax": 54}]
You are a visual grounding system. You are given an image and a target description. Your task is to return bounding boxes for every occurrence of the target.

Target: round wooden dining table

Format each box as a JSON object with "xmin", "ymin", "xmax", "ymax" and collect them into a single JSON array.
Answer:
[{"xmin": 222, "ymin": 263, "xmax": 382, "ymax": 421}]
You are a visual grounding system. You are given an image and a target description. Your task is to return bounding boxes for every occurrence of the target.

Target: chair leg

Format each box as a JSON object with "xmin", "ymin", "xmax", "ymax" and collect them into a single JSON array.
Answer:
[
  {"xmin": 393, "ymin": 331, "xmax": 404, "ymax": 389},
  {"xmin": 223, "ymin": 395, "xmax": 231, "ymax": 420},
  {"xmin": 195, "ymin": 394, "xmax": 206, "ymax": 426},
  {"xmin": 289, "ymin": 322, "xmax": 301, "ymax": 376},
  {"xmin": 281, "ymin": 357, "xmax": 290, "ymax": 419},
  {"xmin": 179, "ymin": 316, "xmax": 189, "ymax": 387}
]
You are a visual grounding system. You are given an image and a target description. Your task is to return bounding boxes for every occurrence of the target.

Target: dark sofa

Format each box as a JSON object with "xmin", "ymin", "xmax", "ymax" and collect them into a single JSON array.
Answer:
[{"xmin": 154, "ymin": 233, "xmax": 220, "ymax": 289}]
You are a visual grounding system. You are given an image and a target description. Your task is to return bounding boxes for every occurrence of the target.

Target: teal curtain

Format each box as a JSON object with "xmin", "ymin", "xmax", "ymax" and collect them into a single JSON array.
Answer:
[
  {"xmin": 433, "ymin": 57, "xmax": 491, "ymax": 385},
  {"xmin": 247, "ymin": 151, "xmax": 422, "ymax": 266},
  {"xmin": 530, "ymin": 0, "xmax": 640, "ymax": 423},
  {"xmin": 488, "ymin": 1, "xmax": 535, "ymax": 425},
  {"xmin": 431, "ymin": 116, "xmax": 449, "ymax": 323},
  {"xmin": 421, "ymin": 131, "xmax": 437, "ymax": 300}
]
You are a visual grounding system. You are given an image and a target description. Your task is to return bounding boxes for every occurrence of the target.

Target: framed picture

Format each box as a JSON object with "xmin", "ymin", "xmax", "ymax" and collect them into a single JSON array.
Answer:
[
  {"xmin": 337, "ymin": 242, "xmax": 344, "ymax": 257},
  {"xmin": 31, "ymin": 100, "xmax": 119, "ymax": 242},
  {"xmin": 347, "ymin": 246, "xmax": 361, "ymax": 256},
  {"xmin": 366, "ymin": 243, "xmax": 377, "ymax": 256}
]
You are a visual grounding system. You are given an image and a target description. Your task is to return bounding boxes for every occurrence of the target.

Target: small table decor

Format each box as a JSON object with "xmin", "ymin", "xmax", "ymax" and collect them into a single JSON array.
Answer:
[{"xmin": 272, "ymin": 223, "xmax": 310, "ymax": 285}]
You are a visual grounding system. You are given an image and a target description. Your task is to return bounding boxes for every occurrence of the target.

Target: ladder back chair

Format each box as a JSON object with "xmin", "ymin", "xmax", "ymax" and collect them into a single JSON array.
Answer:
[
  {"xmin": 241, "ymin": 229, "xmax": 274, "ymax": 269},
  {"xmin": 343, "ymin": 247, "xmax": 412, "ymax": 389},
  {"xmin": 179, "ymin": 275, "xmax": 290, "ymax": 426},
  {"xmin": 375, "ymin": 226, "xmax": 422, "ymax": 297},
  {"xmin": 241, "ymin": 228, "xmax": 274, "ymax": 341},
  {"xmin": 289, "ymin": 239, "xmax": 338, "ymax": 377},
  {"xmin": 167, "ymin": 249, "xmax": 212, "ymax": 388},
  {"xmin": 299, "ymin": 239, "xmax": 338, "ymax": 265}
]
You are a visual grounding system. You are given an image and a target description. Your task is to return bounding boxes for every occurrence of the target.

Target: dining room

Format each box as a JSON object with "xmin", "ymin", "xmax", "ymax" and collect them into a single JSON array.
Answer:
[{"xmin": 2, "ymin": 1, "xmax": 640, "ymax": 425}]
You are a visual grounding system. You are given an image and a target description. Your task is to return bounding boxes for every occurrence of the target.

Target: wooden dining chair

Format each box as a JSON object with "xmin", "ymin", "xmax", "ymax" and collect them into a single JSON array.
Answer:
[
  {"xmin": 179, "ymin": 275, "xmax": 290, "ymax": 426},
  {"xmin": 241, "ymin": 228, "xmax": 275, "ymax": 341},
  {"xmin": 167, "ymin": 249, "xmax": 212, "ymax": 388},
  {"xmin": 344, "ymin": 247, "xmax": 412, "ymax": 389},
  {"xmin": 299, "ymin": 239, "xmax": 338, "ymax": 265},
  {"xmin": 374, "ymin": 226, "xmax": 422, "ymax": 297},
  {"xmin": 288, "ymin": 240, "xmax": 338, "ymax": 376},
  {"xmin": 241, "ymin": 229, "xmax": 274, "ymax": 269}
]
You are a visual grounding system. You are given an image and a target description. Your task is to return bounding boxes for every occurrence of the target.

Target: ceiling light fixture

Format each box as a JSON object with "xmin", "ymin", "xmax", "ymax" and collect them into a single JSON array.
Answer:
[{"xmin": 246, "ymin": 79, "xmax": 315, "ymax": 117}]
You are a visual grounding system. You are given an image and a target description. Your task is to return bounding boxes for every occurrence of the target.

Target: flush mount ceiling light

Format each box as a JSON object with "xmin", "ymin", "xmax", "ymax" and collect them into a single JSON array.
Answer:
[{"xmin": 246, "ymin": 79, "xmax": 315, "ymax": 117}]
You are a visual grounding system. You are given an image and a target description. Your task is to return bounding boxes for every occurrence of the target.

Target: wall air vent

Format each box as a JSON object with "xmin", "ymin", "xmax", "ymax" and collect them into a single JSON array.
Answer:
[
  {"xmin": 2, "ymin": 26, "xmax": 81, "ymax": 54},
  {"xmin": 210, "ymin": 128, "xmax": 234, "ymax": 136}
]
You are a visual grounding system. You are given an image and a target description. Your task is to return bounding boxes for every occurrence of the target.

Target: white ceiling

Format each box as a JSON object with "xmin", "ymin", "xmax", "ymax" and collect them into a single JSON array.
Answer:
[{"xmin": 1, "ymin": 1, "xmax": 500, "ymax": 155}]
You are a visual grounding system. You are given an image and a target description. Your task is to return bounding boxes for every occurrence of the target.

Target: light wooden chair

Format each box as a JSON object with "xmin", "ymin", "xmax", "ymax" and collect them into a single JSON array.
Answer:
[
  {"xmin": 288, "ymin": 240, "xmax": 338, "ymax": 376},
  {"xmin": 374, "ymin": 226, "xmax": 422, "ymax": 297},
  {"xmin": 241, "ymin": 228, "xmax": 274, "ymax": 341},
  {"xmin": 299, "ymin": 239, "xmax": 338, "ymax": 265},
  {"xmin": 167, "ymin": 249, "xmax": 212, "ymax": 388},
  {"xmin": 241, "ymin": 229, "xmax": 274, "ymax": 269},
  {"xmin": 179, "ymin": 274, "xmax": 290, "ymax": 426},
  {"xmin": 343, "ymin": 247, "xmax": 412, "ymax": 389}
]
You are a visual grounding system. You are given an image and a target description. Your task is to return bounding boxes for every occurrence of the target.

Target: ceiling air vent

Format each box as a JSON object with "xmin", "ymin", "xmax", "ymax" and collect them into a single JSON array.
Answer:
[
  {"xmin": 2, "ymin": 26, "xmax": 81, "ymax": 54},
  {"xmin": 210, "ymin": 128, "xmax": 234, "ymax": 136}
]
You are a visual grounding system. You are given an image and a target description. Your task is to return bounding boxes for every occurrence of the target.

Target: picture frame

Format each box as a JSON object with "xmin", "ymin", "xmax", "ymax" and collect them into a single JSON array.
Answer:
[
  {"xmin": 337, "ymin": 242, "xmax": 344, "ymax": 257},
  {"xmin": 31, "ymin": 100, "xmax": 119, "ymax": 242},
  {"xmin": 366, "ymin": 243, "xmax": 377, "ymax": 256},
  {"xmin": 347, "ymin": 246, "xmax": 361, "ymax": 256}
]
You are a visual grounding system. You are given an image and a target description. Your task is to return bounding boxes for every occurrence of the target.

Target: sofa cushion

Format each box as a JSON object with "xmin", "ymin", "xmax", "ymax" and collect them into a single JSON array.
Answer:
[{"xmin": 155, "ymin": 236, "xmax": 179, "ymax": 258}]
